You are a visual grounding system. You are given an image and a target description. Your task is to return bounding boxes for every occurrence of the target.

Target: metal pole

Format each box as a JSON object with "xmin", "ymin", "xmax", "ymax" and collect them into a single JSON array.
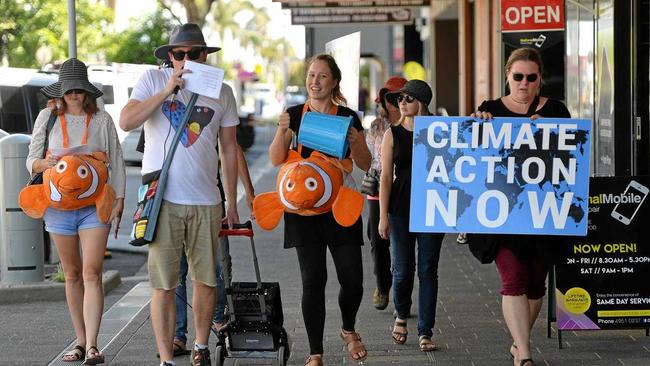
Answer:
[{"xmin": 67, "ymin": 0, "xmax": 77, "ymax": 58}]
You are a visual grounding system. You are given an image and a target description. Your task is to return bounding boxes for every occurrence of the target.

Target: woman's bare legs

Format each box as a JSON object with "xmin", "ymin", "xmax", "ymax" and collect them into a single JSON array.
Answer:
[
  {"xmin": 51, "ymin": 233, "xmax": 86, "ymax": 348},
  {"xmin": 528, "ymin": 297, "xmax": 543, "ymax": 328},
  {"xmin": 78, "ymin": 227, "xmax": 110, "ymax": 349},
  {"xmin": 502, "ymin": 295, "xmax": 532, "ymax": 365}
]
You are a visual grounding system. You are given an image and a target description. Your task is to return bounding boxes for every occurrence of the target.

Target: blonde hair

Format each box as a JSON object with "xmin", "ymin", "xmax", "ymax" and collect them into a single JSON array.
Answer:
[
  {"xmin": 396, "ymin": 100, "xmax": 430, "ymax": 126},
  {"xmin": 377, "ymin": 102, "xmax": 388, "ymax": 119},
  {"xmin": 505, "ymin": 47, "xmax": 543, "ymax": 78}
]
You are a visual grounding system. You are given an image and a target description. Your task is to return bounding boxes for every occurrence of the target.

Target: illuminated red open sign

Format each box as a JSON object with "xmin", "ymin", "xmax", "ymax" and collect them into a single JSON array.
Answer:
[{"xmin": 501, "ymin": 0, "xmax": 565, "ymax": 33}]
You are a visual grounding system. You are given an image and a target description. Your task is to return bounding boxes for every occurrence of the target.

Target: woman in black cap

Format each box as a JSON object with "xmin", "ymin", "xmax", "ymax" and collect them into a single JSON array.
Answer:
[
  {"xmin": 378, "ymin": 79, "xmax": 445, "ymax": 352},
  {"xmin": 26, "ymin": 58, "xmax": 125, "ymax": 365}
]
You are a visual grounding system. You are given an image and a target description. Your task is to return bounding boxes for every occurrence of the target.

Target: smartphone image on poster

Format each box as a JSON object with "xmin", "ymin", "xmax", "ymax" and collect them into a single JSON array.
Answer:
[{"xmin": 610, "ymin": 180, "xmax": 649, "ymax": 225}]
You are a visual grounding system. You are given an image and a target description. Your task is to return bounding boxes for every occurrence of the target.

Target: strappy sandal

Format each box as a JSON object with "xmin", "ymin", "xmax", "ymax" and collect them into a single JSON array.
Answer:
[
  {"xmin": 418, "ymin": 335, "xmax": 438, "ymax": 352},
  {"xmin": 510, "ymin": 343, "xmax": 517, "ymax": 359},
  {"xmin": 62, "ymin": 345, "xmax": 85, "ymax": 362},
  {"xmin": 391, "ymin": 320, "xmax": 408, "ymax": 344},
  {"xmin": 172, "ymin": 339, "xmax": 191, "ymax": 356},
  {"xmin": 340, "ymin": 329, "xmax": 368, "ymax": 362},
  {"xmin": 82, "ymin": 346, "xmax": 105, "ymax": 365},
  {"xmin": 519, "ymin": 358, "xmax": 535, "ymax": 366},
  {"xmin": 191, "ymin": 347, "xmax": 211, "ymax": 366},
  {"xmin": 304, "ymin": 354, "xmax": 323, "ymax": 366}
]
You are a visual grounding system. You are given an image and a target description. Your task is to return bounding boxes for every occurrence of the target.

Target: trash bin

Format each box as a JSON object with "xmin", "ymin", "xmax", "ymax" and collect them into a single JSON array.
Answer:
[{"xmin": 0, "ymin": 134, "xmax": 44, "ymax": 284}]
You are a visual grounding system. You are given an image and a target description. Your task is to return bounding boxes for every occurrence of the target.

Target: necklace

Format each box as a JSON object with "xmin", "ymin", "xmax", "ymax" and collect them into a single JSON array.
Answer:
[
  {"xmin": 509, "ymin": 94, "xmax": 530, "ymax": 105},
  {"xmin": 308, "ymin": 100, "xmax": 332, "ymax": 114}
]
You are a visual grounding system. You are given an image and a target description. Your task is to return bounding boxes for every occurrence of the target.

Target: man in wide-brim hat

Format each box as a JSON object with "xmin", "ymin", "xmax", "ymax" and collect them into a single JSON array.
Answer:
[
  {"xmin": 119, "ymin": 23, "xmax": 240, "ymax": 366},
  {"xmin": 153, "ymin": 23, "xmax": 221, "ymax": 60}
]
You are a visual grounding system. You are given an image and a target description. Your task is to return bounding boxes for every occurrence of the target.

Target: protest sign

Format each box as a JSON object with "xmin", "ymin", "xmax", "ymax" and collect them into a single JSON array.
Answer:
[{"xmin": 409, "ymin": 116, "xmax": 591, "ymax": 235}]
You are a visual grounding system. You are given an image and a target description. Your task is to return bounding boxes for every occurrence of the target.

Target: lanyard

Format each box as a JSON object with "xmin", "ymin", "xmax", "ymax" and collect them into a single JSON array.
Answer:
[
  {"xmin": 59, "ymin": 113, "xmax": 92, "ymax": 148},
  {"xmin": 301, "ymin": 102, "xmax": 338, "ymax": 116}
]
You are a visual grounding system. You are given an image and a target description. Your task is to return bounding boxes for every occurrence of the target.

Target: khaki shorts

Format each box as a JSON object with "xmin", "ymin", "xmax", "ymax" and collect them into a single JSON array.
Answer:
[{"xmin": 148, "ymin": 200, "xmax": 223, "ymax": 290}]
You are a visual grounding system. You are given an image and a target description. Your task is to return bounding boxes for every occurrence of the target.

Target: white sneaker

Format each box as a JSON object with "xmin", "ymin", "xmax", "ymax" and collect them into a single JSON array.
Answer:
[{"xmin": 456, "ymin": 233, "xmax": 468, "ymax": 244}]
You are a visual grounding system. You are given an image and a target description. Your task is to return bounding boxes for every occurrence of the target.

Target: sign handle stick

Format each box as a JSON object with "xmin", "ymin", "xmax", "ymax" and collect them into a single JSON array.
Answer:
[{"xmin": 547, "ymin": 267, "xmax": 556, "ymax": 339}]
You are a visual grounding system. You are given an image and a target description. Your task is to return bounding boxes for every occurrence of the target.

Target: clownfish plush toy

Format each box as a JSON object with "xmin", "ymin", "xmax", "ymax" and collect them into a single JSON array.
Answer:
[
  {"xmin": 253, "ymin": 150, "xmax": 364, "ymax": 230},
  {"xmin": 19, "ymin": 152, "xmax": 116, "ymax": 223}
]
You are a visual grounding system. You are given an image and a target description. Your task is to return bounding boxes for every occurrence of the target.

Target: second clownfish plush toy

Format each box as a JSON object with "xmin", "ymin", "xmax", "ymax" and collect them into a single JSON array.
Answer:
[
  {"xmin": 19, "ymin": 152, "xmax": 116, "ymax": 223},
  {"xmin": 253, "ymin": 150, "xmax": 364, "ymax": 231}
]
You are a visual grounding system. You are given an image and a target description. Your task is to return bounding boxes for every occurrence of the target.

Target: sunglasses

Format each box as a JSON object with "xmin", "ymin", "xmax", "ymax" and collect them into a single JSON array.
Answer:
[
  {"xmin": 512, "ymin": 73, "xmax": 539, "ymax": 82},
  {"xmin": 64, "ymin": 89, "xmax": 85, "ymax": 95},
  {"xmin": 384, "ymin": 93, "xmax": 399, "ymax": 107},
  {"xmin": 171, "ymin": 48, "xmax": 203, "ymax": 61},
  {"xmin": 397, "ymin": 94, "xmax": 416, "ymax": 104}
]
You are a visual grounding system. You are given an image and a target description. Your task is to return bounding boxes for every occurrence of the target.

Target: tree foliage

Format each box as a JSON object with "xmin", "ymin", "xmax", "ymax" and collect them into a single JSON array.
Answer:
[
  {"xmin": 0, "ymin": 0, "xmax": 114, "ymax": 68},
  {"xmin": 105, "ymin": 10, "xmax": 173, "ymax": 65},
  {"xmin": 0, "ymin": 0, "xmax": 302, "ymax": 97},
  {"xmin": 157, "ymin": 0, "xmax": 216, "ymax": 27}
]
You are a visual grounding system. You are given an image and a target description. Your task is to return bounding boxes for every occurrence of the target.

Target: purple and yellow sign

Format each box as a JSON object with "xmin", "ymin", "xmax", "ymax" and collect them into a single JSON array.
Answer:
[{"xmin": 556, "ymin": 176, "xmax": 650, "ymax": 330}]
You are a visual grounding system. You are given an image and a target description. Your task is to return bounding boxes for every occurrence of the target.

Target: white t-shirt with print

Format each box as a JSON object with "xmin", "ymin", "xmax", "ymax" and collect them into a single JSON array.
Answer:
[{"xmin": 130, "ymin": 68, "xmax": 239, "ymax": 205}]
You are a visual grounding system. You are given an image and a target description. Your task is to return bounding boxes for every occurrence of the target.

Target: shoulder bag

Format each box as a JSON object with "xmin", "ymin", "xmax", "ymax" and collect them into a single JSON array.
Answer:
[
  {"xmin": 27, "ymin": 111, "xmax": 58, "ymax": 185},
  {"xmin": 129, "ymin": 93, "xmax": 199, "ymax": 246}
]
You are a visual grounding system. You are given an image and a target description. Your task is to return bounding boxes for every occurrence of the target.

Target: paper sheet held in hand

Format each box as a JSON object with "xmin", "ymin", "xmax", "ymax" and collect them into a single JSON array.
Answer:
[{"xmin": 183, "ymin": 61, "xmax": 225, "ymax": 99}]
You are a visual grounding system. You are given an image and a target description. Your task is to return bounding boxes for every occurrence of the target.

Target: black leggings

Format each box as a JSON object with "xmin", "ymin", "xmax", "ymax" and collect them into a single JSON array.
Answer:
[
  {"xmin": 367, "ymin": 199, "xmax": 392, "ymax": 293},
  {"xmin": 295, "ymin": 244, "xmax": 364, "ymax": 355}
]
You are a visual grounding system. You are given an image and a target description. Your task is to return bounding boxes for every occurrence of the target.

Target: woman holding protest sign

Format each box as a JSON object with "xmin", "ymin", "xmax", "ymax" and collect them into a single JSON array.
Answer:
[
  {"xmin": 469, "ymin": 47, "xmax": 570, "ymax": 366},
  {"xmin": 378, "ymin": 79, "xmax": 445, "ymax": 352}
]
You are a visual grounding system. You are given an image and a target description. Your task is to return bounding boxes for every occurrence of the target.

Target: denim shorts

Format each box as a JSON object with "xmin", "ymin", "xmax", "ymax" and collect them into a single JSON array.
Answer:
[{"xmin": 44, "ymin": 206, "xmax": 111, "ymax": 235}]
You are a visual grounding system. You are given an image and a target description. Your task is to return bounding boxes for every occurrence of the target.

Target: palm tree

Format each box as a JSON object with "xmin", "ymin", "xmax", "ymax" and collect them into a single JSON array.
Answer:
[
  {"xmin": 210, "ymin": 0, "xmax": 269, "ymax": 48},
  {"xmin": 157, "ymin": 0, "xmax": 216, "ymax": 27}
]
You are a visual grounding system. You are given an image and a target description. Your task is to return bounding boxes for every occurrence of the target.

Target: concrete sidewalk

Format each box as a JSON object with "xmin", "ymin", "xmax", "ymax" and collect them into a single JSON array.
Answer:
[
  {"xmin": 97, "ymin": 163, "xmax": 649, "ymax": 366},
  {"xmin": 18, "ymin": 125, "xmax": 649, "ymax": 365}
]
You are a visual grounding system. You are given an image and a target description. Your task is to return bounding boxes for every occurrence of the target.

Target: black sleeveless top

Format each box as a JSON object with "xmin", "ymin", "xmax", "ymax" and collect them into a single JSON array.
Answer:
[
  {"xmin": 281, "ymin": 103, "xmax": 364, "ymax": 248},
  {"xmin": 470, "ymin": 97, "xmax": 571, "ymax": 261},
  {"xmin": 478, "ymin": 97, "xmax": 571, "ymax": 119},
  {"xmin": 388, "ymin": 124, "xmax": 413, "ymax": 218}
]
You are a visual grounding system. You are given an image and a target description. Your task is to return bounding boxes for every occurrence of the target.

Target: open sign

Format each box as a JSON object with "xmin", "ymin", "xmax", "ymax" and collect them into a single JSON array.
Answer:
[{"xmin": 501, "ymin": 0, "xmax": 564, "ymax": 32}]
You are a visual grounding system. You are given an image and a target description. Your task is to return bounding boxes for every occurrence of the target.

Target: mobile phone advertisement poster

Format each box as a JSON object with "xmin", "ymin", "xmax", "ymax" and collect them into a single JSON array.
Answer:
[
  {"xmin": 555, "ymin": 176, "xmax": 650, "ymax": 330},
  {"xmin": 409, "ymin": 116, "xmax": 591, "ymax": 235}
]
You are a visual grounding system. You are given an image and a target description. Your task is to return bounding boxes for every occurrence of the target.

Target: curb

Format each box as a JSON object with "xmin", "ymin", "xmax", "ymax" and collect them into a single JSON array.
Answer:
[{"xmin": 0, "ymin": 270, "xmax": 121, "ymax": 304}]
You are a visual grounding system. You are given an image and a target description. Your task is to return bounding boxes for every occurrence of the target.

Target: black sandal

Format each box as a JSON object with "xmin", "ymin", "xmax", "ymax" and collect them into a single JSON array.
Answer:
[
  {"xmin": 83, "ymin": 346, "xmax": 105, "ymax": 365},
  {"xmin": 62, "ymin": 345, "xmax": 85, "ymax": 362}
]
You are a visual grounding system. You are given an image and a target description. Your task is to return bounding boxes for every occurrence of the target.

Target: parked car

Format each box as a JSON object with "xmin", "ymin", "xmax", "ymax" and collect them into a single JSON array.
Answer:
[
  {"xmin": 0, "ymin": 67, "xmax": 110, "ymax": 132},
  {"xmin": 87, "ymin": 63, "xmax": 158, "ymax": 165},
  {"xmin": 0, "ymin": 68, "xmax": 59, "ymax": 134}
]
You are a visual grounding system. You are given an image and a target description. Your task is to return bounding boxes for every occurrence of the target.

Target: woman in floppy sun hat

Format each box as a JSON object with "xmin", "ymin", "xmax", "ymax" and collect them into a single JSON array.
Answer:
[
  {"xmin": 40, "ymin": 58, "xmax": 103, "ymax": 99},
  {"xmin": 27, "ymin": 57, "xmax": 125, "ymax": 365}
]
